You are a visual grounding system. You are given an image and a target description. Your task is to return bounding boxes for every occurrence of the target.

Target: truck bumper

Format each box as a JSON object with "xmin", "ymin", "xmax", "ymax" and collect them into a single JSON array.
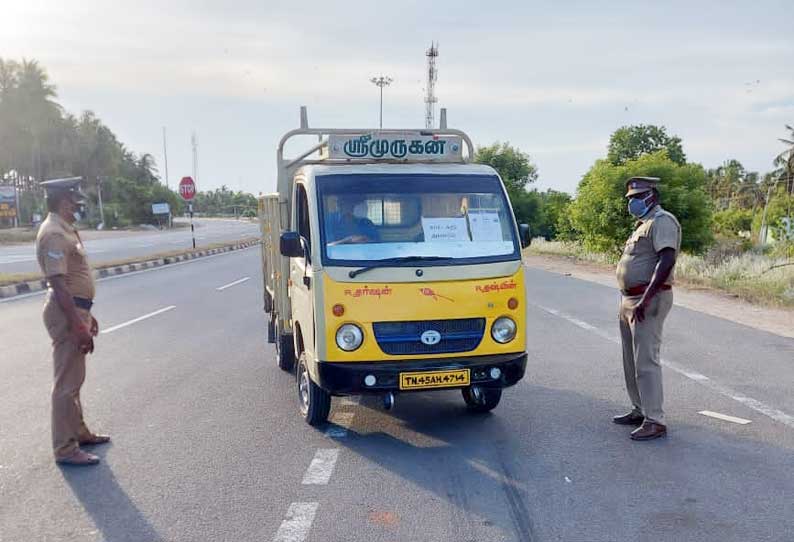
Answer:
[{"xmin": 316, "ymin": 352, "xmax": 527, "ymax": 395}]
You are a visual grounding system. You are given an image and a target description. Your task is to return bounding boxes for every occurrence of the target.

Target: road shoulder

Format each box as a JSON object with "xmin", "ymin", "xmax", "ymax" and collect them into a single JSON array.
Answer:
[{"xmin": 524, "ymin": 253, "xmax": 794, "ymax": 339}]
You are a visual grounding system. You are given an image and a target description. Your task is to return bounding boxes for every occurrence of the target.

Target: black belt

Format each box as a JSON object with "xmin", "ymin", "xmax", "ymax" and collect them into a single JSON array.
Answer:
[{"xmin": 73, "ymin": 297, "xmax": 93, "ymax": 310}]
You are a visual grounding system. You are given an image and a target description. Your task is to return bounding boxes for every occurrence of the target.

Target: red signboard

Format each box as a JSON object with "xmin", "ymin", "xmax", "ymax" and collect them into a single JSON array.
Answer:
[{"xmin": 179, "ymin": 176, "xmax": 196, "ymax": 200}]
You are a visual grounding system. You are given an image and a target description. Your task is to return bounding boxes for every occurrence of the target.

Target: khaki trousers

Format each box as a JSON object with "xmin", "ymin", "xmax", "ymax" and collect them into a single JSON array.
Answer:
[
  {"xmin": 619, "ymin": 290, "xmax": 673, "ymax": 425},
  {"xmin": 43, "ymin": 294, "xmax": 94, "ymax": 459}
]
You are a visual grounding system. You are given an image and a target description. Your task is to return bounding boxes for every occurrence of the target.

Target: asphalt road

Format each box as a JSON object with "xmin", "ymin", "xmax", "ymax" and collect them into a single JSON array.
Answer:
[
  {"xmin": 1, "ymin": 248, "xmax": 793, "ymax": 542},
  {"xmin": 0, "ymin": 218, "xmax": 260, "ymax": 274}
]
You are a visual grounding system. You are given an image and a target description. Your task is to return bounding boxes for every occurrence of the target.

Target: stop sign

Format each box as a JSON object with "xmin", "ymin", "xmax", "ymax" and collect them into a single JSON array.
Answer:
[{"xmin": 179, "ymin": 176, "xmax": 196, "ymax": 200}]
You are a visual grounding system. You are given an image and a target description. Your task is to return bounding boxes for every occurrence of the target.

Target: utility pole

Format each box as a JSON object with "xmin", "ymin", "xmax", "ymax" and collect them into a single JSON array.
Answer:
[
  {"xmin": 13, "ymin": 172, "xmax": 21, "ymax": 228},
  {"xmin": 162, "ymin": 126, "xmax": 170, "ymax": 189},
  {"xmin": 424, "ymin": 42, "xmax": 439, "ymax": 129},
  {"xmin": 370, "ymin": 75, "xmax": 393, "ymax": 129},
  {"xmin": 96, "ymin": 176, "xmax": 106, "ymax": 228}
]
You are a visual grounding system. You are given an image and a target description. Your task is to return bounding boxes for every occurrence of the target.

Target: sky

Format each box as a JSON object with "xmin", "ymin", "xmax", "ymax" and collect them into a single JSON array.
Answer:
[{"xmin": 2, "ymin": 0, "xmax": 792, "ymax": 195}]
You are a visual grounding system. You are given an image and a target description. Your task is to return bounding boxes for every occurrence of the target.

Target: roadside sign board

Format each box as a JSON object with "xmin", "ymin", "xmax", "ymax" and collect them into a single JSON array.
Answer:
[
  {"xmin": 179, "ymin": 176, "xmax": 196, "ymax": 200},
  {"xmin": 0, "ymin": 186, "xmax": 17, "ymax": 218},
  {"xmin": 328, "ymin": 134, "xmax": 463, "ymax": 161},
  {"xmin": 151, "ymin": 202, "xmax": 170, "ymax": 215}
]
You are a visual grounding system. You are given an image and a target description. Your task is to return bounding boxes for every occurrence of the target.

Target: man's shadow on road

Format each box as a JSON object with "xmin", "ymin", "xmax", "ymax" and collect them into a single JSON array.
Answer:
[{"xmin": 59, "ymin": 444, "xmax": 162, "ymax": 542}]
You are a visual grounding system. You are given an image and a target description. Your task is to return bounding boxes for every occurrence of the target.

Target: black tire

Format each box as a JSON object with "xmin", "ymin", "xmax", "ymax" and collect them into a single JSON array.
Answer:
[
  {"xmin": 274, "ymin": 317, "xmax": 294, "ymax": 372},
  {"xmin": 297, "ymin": 353, "xmax": 331, "ymax": 426},
  {"xmin": 462, "ymin": 387, "xmax": 502, "ymax": 413}
]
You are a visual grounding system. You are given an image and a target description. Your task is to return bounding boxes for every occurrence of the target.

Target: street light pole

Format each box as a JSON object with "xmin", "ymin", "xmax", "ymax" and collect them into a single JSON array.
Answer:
[{"xmin": 370, "ymin": 75, "xmax": 393, "ymax": 129}]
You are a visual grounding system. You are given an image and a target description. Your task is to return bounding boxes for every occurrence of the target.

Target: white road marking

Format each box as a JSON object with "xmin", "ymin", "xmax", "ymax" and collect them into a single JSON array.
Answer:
[
  {"xmin": 699, "ymin": 410, "xmax": 752, "ymax": 425},
  {"xmin": 101, "ymin": 306, "xmax": 176, "ymax": 334},
  {"xmin": 216, "ymin": 276, "xmax": 250, "ymax": 291},
  {"xmin": 302, "ymin": 449, "xmax": 339, "ymax": 485},
  {"xmin": 325, "ymin": 412, "xmax": 355, "ymax": 438},
  {"xmin": 533, "ymin": 303, "xmax": 794, "ymax": 429},
  {"xmin": 0, "ymin": 245, "xmax": 258, "ymax": 304},
  {"xmin": 273, "ymin": 502, "xmax": 319, "ymax": 542}
]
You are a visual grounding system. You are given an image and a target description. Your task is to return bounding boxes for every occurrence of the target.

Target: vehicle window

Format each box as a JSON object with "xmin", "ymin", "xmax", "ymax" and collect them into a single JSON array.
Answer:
[{"xmin": 317, "ymin": 174, "xmax": 519, "ymax": 265}]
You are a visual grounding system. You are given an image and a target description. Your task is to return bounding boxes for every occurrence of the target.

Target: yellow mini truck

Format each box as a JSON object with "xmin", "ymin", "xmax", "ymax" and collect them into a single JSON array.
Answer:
[{"xmin": 259, "ymin": 107, "xmax": 531, "ymax": 425}]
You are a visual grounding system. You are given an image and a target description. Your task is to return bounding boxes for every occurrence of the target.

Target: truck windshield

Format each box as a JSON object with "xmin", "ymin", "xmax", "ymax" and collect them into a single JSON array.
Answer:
[{"xmin": 317, "ymin": 173, "xmax": 520, "ymax": 266}]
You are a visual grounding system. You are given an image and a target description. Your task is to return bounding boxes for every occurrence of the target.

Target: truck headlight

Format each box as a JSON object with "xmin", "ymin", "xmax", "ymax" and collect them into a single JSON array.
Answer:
[
  {"xmin": 336, "ymin": 324, "xmax": 364, "ymax": 351},
  {"xmin": 491, "ymin": 317, "xmax": 517, "ymax": 344}
]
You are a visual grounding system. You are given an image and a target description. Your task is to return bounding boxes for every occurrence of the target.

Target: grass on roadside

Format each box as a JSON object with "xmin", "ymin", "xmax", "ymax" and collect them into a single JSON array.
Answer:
[
  {"xmin": 0, "ymin": 237, "xmax": 260, "ymax": 287},
  {"xmin": 526, "ymin": 238, "xmax": 794, "ymax": 307}
]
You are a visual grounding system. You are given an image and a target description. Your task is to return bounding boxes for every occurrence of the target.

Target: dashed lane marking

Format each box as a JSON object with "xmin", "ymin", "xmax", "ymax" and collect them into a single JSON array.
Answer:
[
  {"xmin": 532, "ymin": 302, "xmax": 794, "ymax": 429},
  {"xmin": 699, "ymin": 410, "xmax": 752, "ymax": 425},
  {"xmin": 272, "ymin": 502, "xmax": 319, "ymax": 542},
  {"xmin": 301, "ymin": 449, "xmax": 340, "ymax": 485},
  {"xmin": 216, "ymin": 276, "xmax": 251, "ymax": 291},
  {"xmin": 101, "ymin": 306, "xmax": 176, "ymax": 334}
]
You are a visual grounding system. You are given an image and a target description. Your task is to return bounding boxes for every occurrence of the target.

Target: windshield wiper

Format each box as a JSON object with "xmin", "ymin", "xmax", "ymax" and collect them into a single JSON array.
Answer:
[{"xmin": 348, "ymin": 256, "xmax": 450, "ymax": 278}]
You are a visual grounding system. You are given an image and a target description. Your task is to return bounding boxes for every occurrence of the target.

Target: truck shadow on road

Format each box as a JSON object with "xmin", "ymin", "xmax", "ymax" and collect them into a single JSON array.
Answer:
[
  {"xmin": 60, "ymin": 444, "xmax": 162, "ymax": 542},
  {"xmin": 328, "ymin": 384, "xmax": 794, "ymax": 542}
]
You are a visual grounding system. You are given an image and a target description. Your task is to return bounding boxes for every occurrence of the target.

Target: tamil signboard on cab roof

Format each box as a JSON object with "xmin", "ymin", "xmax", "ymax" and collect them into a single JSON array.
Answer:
[
  {"xmin": 0, "ymin": 186, "xmax": 17, "ymax": 218},
  {"xmin": 328, "ymin": 134, "xmax": 463, "ymax": 161}
]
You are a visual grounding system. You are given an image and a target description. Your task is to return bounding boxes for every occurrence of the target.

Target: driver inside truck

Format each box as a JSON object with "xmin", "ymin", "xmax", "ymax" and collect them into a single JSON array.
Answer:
[{"xmin": 326, "ymin": 195, "xmax": 380, "ymax": 245}]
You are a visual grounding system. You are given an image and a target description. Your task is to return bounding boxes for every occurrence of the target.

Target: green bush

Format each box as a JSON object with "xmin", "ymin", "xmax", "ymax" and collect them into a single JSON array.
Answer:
[
  {"xmin": 713, "ymin": 208, "xmax": 753, "ymax": 236},
  {"xmin": 567, "ymin": 151, "xmax": 713, "ymax": 254}
]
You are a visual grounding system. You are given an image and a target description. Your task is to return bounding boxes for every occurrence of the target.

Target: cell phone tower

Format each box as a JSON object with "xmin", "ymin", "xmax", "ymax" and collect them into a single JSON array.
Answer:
[{"xmin": 424, "ymin": 42, "xmax": 439, "ymax": 129}]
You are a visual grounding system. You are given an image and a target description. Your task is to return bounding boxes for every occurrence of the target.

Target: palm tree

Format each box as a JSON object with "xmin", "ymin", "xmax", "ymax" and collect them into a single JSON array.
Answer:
[{"xmin": 775, "ymin": 124, "xmax": 794, "ymax": 195}]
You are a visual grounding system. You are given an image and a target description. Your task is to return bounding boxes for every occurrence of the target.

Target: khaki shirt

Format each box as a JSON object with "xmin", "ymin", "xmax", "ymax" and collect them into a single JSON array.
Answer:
[
  {"xmin": 35, "ymin": 213, "xmax": 96, "ymax": 300},
  {"xmin": 616, "ymin": 205, "xmax": 681, "ymax": 291}
]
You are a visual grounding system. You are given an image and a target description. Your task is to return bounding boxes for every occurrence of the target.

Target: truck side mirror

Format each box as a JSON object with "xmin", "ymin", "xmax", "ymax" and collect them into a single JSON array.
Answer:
[
  {"xmin": 519, "ymin": 224, "xmax": 531, "ymax": 248},
  {"xmin": 280, "ymin": 232, "xmax": 303, "ymax": 257}
]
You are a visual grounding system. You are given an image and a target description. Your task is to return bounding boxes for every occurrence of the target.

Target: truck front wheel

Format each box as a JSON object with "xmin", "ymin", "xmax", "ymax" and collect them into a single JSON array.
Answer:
[{"xmin": 297, "ymin": 354, "xmax": 331, "ymax": 426}]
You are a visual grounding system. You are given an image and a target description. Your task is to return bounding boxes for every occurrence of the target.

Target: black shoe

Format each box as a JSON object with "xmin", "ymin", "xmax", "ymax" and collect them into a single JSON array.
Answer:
[
  {"xmin": 630, "ymin": 421, "xmax": 667, "ymax": 441},
  {"xmin": 612, "ymin": 411, "xmax": 644, "ymax": 426}
]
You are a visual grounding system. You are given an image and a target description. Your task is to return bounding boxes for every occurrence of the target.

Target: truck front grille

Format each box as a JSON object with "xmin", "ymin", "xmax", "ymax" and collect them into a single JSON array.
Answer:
[{"xmin": 372, "ymin": 318, "xmax": 486, "ymax": 355}]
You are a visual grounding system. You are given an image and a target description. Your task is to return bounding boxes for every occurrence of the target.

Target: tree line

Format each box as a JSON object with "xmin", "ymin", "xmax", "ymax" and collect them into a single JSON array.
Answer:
[
  {"xmin": 476, "ymin": 124, "xmax": 794, "ymax": 256},
  {"xmin": 0, "ymin": 58, "xmax": 256, "ymax": 228}
]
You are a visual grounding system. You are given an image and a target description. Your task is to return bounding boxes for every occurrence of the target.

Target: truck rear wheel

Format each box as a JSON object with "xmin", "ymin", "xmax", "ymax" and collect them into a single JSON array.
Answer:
[
  {"xmin": 462, "ymin": 387, "xmax": 502, "ymax": 413},
  {"xmin": 297, "ymin": 353, "xmax": 330, "ymax": 426},
  {"xmin": 274, "ymin": 317, "xmax": 295, "ymax": 372}
]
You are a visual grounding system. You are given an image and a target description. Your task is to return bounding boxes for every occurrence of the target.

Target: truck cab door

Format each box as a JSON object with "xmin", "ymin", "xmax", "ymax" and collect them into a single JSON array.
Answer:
[{"xmin": 289, "ymin": 183, "xmax": 315, "ymax": 360}]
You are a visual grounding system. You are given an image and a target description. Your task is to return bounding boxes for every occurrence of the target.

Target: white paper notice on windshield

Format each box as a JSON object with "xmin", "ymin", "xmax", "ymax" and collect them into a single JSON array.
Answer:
[
  {"xmin": 468, "ymin": 211, "xmax": 503, "ymax": 241},
  {"xmin": 422, "ymin": 217, "xmax": 469, "ymax": 242}
]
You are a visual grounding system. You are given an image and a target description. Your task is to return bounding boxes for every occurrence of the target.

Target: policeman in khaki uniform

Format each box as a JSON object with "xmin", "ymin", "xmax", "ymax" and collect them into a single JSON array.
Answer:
[
  {"xmin": 36, "ymin": 177, "xmax": 110, "ymax": 465},
  {"xmin": 614, "ymin": 176, "xmax": 681, "ymax": 441}
]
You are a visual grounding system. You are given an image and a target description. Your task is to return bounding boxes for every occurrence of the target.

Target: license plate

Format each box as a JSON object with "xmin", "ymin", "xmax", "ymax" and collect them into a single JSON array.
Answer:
[{"xmin": 399, "ymin": 369, "xmax": 470, "ymax": 390}]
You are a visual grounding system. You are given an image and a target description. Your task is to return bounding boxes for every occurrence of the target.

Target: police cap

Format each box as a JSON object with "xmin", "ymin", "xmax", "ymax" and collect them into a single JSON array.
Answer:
[
  {"xmin": 40, "ymin": 177, "xmax": 87, "ymax": 203},
  {"xmin": 625, "ymin": 176, "xmax": 660, "ymax": 197}
]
